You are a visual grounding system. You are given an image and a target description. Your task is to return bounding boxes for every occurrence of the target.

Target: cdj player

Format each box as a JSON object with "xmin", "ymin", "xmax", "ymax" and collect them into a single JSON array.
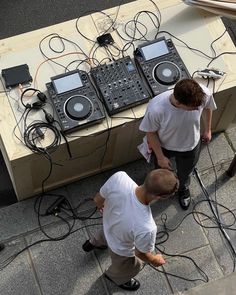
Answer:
[
  {"xmin": 134, "ymin": 37, "xmax": 191, "ymax": 96},
  {"xmin": 46, "ymin": 70, "xmax": 105, "ymax": 133},
  {"xmin": 90, "ymin": 56, "xmax": 151, "ymax": 116}
]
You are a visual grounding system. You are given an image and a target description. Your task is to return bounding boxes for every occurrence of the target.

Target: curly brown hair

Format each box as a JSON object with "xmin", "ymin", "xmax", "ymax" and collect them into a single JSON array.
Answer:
[{"xmin": 174, "ymin": 79, "xmax": 205, "ymax": 107}]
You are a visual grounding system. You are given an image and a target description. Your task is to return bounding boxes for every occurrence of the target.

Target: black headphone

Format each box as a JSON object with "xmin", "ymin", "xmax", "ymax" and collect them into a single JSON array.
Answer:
[{"xmin": 20, "ymin": 87, "xmax": 47, "ymax": 110}]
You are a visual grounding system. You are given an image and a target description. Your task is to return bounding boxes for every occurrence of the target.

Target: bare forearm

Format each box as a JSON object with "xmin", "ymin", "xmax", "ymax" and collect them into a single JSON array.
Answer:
[
  {"xmin": 147, "ymin": 132, "xmax": 172, "ymax": 169},
  {"xmin": 202, "ymin": 108, "xmax": 212, "ymax": 133},
  {"xmin": 135, "ymin": 249, "xmax": 165, "ymax": 267},
  {"xmin": 135, "ymin": 250, "xmax": 156, "ymax": 263},
  {"xmin": 146, "ymin": 132, "xmax": 164, "ymax": 160},
  {"xmin": 94, "ymin": 193, "xmax": 105, "ymax": 209}
]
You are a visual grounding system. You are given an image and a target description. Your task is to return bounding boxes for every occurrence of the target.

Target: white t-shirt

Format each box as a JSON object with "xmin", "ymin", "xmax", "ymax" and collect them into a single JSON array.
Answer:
[
  {"xmin": 139, "ymin": 84, "xmax": 217, "ymax": 152},
  {"xmin": 100, "ymin": 171, "xmax": 157, "ymax": 257}
]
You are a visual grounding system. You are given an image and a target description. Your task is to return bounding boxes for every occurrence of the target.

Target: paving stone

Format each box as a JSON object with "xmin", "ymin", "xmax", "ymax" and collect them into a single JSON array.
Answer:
[
  {"xmin": 225, "ymin": 123, "xmax": 236, "ymax": 150},
  {"xmin": 134, "ymin": 265, "xmax": 172, "ymax": 295},
  {"xmin": 66, "ymin": 158, "xmax": 152, "ymax": 212},
  {"xmin": 84, "ymin": 222, "xmax": 172, "ymax": 294},
  {"xmin": 163, "ymin": 245, "xmax": 223, "ymax": 293},
  {"xmin": 191, "ymin": 164, "xmax": 236, "ymax": 221},
  {"xmin": 102, "ymin": 265, "xmax": 173, "ymax": 295},
  {"xmin": 179, "ymin": 272, "xmax": 236, "ymax": 295},
  {"xmin": 0, "ymin": 186, "xmax": 73, "ymax": 241},
  {"xmin": 0, "ymin": 237, "xmax": 41, "ymax": 295},
  {"xmin": 25, "ymin": 221, "xmax": 106, "ymax": 295},
  {"xmin": 151, "ymin": 198, "xmax": 209, "ymax": 255},
  {"xmin": 197, "ymin": 133, "xmax": 234, "ymax": 172},
  {"xmin": 202, "ymin": 211, "xmax": 236, "ymax": 276}
]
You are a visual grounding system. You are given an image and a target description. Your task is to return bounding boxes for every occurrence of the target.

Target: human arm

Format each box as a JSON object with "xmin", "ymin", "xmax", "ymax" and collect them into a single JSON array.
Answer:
[
  {"xmin": 146, "ymin": 131, "xmax": 172, "ymax": 169},
  {"xmin": 94, "ymin": 192, "xmax": 105, "ymax": 210},
  {"xmin": 201, "ymin": 108, "xmax": 213, "ymax": 143},
  {"xmin": 135, "ymin": 249, "xmax": 165, "ymax": 267}
]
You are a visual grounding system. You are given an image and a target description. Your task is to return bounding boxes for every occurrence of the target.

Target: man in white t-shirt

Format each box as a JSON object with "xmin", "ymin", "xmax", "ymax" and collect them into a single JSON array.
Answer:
[
  {"xmin": 139, "ymin": 78, "xmax": 217, "ymax": 210},
  {"xmin": 82, "ymin": 169, "xmax": 178, "ymax": 291}
]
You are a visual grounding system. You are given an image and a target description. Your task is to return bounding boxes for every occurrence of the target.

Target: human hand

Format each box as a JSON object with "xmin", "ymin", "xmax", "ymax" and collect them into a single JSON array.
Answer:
[
  {"xmin": 157, "ymin": 156, "xmax": 172, "ymax": 170},
  {"xmin": 99, "ymin": 206, "xmax": 104, "ymax": 214},
  {"xmin": 201, "ymin": 131, "xmax": 212, "ymax": 144},
  {"xmin": 151, "ymin": 254, "xmax": 166, "ymax": 267}
]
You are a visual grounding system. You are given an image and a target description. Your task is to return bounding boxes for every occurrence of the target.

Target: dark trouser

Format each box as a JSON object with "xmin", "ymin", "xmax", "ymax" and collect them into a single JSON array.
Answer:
[
  {"xmin": 153, "ymin": 140, "xmax": 201, "ymax": 191},
  {"xmin": 90, "ymin": 229, "xmax": 144, "ymax": 285}
]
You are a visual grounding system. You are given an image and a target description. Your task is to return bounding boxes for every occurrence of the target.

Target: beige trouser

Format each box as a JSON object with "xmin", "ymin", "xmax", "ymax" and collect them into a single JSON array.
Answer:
[{"xmin": 90, "ymin": 228, "xmax": 144, "ymax": 285}]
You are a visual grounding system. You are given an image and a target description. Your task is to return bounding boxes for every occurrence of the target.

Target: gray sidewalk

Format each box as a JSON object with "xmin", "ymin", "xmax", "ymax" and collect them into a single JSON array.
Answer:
[{"xmin": 0, "ymin": 123, "xmax": 236, "ymax": 294}]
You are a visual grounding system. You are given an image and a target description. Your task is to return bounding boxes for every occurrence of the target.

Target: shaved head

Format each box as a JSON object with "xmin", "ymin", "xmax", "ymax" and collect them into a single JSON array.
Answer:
[{"xmin": 143, "ymin": 169, "xmax": 179, "ymax": 198}]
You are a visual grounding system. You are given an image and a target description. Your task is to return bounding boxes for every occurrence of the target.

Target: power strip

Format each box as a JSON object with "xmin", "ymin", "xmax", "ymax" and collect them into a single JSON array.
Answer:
[{"xmin": 197, "ymin": 68, "xmax": 225, "ymax": 79}]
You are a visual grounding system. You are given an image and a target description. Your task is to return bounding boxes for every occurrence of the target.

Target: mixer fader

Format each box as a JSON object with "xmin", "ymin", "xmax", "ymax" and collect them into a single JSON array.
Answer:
[{"xmin": 90, "ymin": 56, "xmax": 151, "ymax": 115}]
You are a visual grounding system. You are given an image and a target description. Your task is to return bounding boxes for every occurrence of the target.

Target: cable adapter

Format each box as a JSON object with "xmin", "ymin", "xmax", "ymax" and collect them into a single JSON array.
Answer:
[
  {"xmin": 97, "ymin": 33, "xmax": 114, "ymax": 46},
  {"xmin": 46, "ymin": 196, "xmax": 66, "ymax": 215},
  {"xmin": 197, "ymin": 68, "xmax": 225, "ymax": 79}
]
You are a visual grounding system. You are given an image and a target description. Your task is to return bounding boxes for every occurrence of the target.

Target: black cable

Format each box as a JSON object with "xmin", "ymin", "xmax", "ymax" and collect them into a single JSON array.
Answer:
[
  {"xmin": 39, "ymin": 33, "xmax": 89, "ymax": 70},
  {"xmin": 102, "ymin": 0, "xmax": 124, "ymax": 35},
  {"xmin": 210, "ymin": 29, "xmax": 227, "ymax": 58},
  {"xmin": 59, "ymin": 130, "xmax": 72, "ymax": 158},
  {"xmin": 60, "ymin": 198, "xmax": 99, "ymax": 221},
  {"xmin": 194, "ymin": 167, "xmax": 236, "ymax": 271},
  {"xmin": 75, "ymin": 9, "xmax": 115, "ymax": 43},
  {"xmin": 150, "ymin": 263, "xmax": 208, "ymax": 283},
  {"xmin": 207, "ymin": 51, "xmax": 236, "ymax": 68},
  {"xmin": 0, "ymin": 223, "xmax": 102, "ymax": 271},
  {"xmin": 156, "ymin": 30, "xmax": 213, "ymax": 60},
  {"xmin": 154, "ymin": 145, "xmax": 236, "ymax": 281}
]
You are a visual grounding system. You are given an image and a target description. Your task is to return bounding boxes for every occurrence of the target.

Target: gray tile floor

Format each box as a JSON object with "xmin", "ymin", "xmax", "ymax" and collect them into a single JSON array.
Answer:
[
  {"xmin": 1, "ymin": 1, "xmax": 236, "ymax": 294},
  {"xmin": 0, "ymin": 123, "xmax": 236, "ymax": 295}
]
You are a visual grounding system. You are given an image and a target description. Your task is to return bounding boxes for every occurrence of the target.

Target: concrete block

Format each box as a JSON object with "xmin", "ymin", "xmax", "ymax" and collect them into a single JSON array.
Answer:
[
  {"xmin": 202, "ymin": 211, "xmax": 236, "ymax": 276},
  {"xmin": 164, "ymin": 245, "xmax": 223, "ymax": 293},
  {"xmin": 25, "ymin": 221, "xmax": 107, "ymax": 295},
  {"xmin": 197, "ymin": 133, "xmax": 234, "ymax": 172},
  {"xmin": 0, "ymin": 238, "xmax": 41, "ymax": 295}
]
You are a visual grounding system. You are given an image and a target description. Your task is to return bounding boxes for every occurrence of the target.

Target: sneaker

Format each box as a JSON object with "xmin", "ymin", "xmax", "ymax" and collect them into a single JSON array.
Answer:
[
  {"xmin": 82, "ymin": 240, "xmax": 107, "ymax": 252},
  {"xmin": 178, "ymin": 189, "xmax": 191, "ymax": 210},
  {"xmin": 104, "ymin": 274, "xmax": 140, "ymax": 291}
]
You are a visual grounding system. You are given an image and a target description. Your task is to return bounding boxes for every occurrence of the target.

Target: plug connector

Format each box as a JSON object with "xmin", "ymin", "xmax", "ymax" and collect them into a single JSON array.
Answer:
[
  {"xmin": 197, "ymin": 68, "xmax": 225, "ymax": 79},
  {"xmin": 97, "ymin": 33, "xmax": 114, "ymax": 47},
  {"xmin": 46, "ymin": 196, "xmax": 66, "ymax": 215},
  {"xmin": 45, "ymin": 112, "xmax": 54, "ymax": 124},
  {"xmin": 37, "ymin": 92, "xmax": 47, "ymax": 102},
  {"xmin": 32, "ymin": 101, "xmax": 44, "ymax": 109},
  {"xmin": 35, "ymin": 127, "xmax": 44, "ymax": 139}
]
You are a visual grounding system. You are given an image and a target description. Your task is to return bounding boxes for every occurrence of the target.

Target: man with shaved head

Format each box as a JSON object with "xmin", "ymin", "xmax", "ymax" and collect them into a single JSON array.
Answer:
[{"xmin": 82, "ymin": 169, "xmax": 178, "ymax": 291}]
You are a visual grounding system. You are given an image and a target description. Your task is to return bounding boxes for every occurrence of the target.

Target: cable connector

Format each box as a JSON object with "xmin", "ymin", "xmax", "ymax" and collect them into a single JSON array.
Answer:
[
  {"xmin": 37, "ymin": 92, "xmax": 47, "ymax": 102},
  {"xmin": 46, "ymin": 196, "xmax": 66, "ymax": 215},
  {"xmin": 97, "ymin": 33, "xmax": 114, "ymax": 47},
  {"xmin": 197, "ymin": 68, "xmax": 225, "ymax": 79},
  {"xmin": 25, "ymin": 103, "xmax": 31, "ymax": 109},
  {"xmin": 32, "ymin": 101, "xmax": 44, "ymax": 109},
  {"xmin": 45, "ymin": 112, "xmax": 54, "ymax": 124},
  {"xmin": 35, "ymin": 127, "xmax": 44, "ymax": 139}
]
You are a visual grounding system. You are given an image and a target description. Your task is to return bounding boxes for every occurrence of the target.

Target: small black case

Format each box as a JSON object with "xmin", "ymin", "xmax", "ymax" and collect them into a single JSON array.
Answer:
[{"xmin": 2, "ymin": 64, "xmax": 32, "ymax": 88}]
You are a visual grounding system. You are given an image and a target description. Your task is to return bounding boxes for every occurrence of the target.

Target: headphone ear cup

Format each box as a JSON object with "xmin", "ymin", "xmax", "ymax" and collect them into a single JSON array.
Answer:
[{"xmin": 37, "ymin": 92, "xmax": 47, "ymax": 102}]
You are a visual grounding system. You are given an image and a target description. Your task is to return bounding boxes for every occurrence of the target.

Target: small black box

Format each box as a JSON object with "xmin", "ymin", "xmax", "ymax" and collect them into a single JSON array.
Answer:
[
  {"xmin": 2, "ymin": 64, "xmax": 32, "ymax": 88},
  {"xmin": 97, "ymin": 33, "xmax": 114, "ymax": 47}
]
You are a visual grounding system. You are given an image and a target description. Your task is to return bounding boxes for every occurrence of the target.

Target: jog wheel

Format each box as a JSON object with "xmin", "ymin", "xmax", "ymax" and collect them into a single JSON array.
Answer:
[
  {"xmin": 153, "ymin": 61, "xmax": 181, "ymax": 85},
  {"xmin": 65, "ymin": 95, "xmax": 93, "ymax": 120}
]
